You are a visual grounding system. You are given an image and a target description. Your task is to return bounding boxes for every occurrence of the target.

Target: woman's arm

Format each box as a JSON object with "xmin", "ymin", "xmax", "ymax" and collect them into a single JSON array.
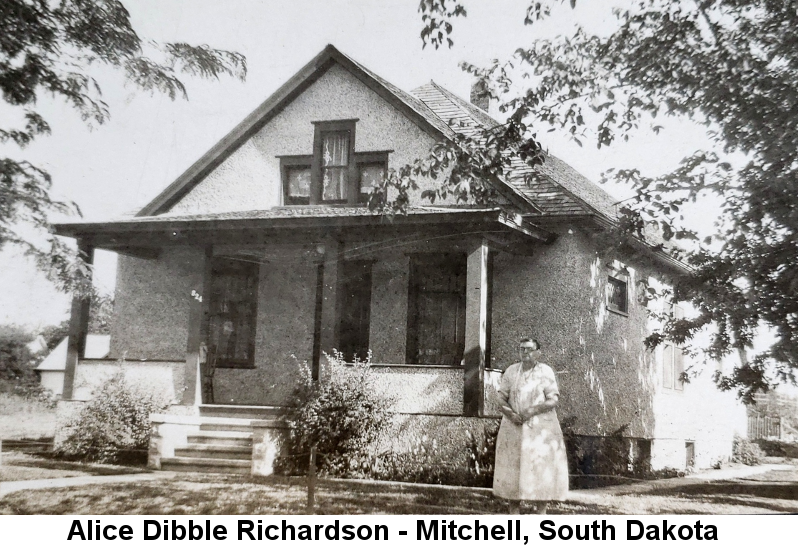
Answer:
[
  {"xmin": 523, "ymin": 394, "xmax": 558, "ymax": 420},
  {"xmin": 497, "ymin": 394, "xmax": 524, "ymax": 425}
]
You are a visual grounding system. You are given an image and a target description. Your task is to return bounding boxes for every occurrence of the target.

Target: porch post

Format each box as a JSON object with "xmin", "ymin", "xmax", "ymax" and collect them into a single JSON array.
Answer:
[
  {"xmin": 180, "ymin": 245, "xmax": 212, "ymax": 406},
  {"xmin": 62, "ymin": 242, "xmax": 94, "ymax": 400},
  {"xmin": 463, "ymin": 238, "xmax": 493, "ymax": 416},
  {"xmin": 313, "ymin": 237, "xmax": 342, "ymax": 379}
]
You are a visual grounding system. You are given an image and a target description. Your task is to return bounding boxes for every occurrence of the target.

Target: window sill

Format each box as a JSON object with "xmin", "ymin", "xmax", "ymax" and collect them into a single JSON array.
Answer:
[{"xmin": 606, "ymin": 305, "xmax": 629, "ymax": 317}]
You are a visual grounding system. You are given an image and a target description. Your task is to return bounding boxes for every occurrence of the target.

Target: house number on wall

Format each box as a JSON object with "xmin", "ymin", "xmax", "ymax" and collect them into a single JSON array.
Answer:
[{"xmin": 191, "ymin": 290, "xmax": 203, "ymax": 302}]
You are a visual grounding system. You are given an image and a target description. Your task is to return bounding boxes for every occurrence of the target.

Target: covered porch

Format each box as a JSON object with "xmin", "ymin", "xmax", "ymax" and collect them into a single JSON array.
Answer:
[{"xmin": 56, "ymin": 206, "xmax": 553, "ymax": 420}]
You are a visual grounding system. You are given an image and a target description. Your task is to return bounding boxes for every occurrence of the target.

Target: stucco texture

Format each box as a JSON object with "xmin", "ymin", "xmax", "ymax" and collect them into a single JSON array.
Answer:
[
  {"xmin": 368, "ymin": 254, "xmax": 409, "ymax": 363},
  {"xmin": 369, "ymin": 366, "xmax": 463, "ymax": 415},
  {"xmin": 72, "ymin": 360, "xmax": 177, "ymax": 403},
  {"xmin": 212, "ymin": 254, "xmax": 317, "ymax": 406},
  {"xmin": 491, "ymin": 228, "xmax": 658, "ymax": 439},
  {"xmin": 111, "ymin": 246, "xmax": 203, "ymax": 360},
  {"xmin": 167, "ymin": 63, "xmax": 442, "ymax": 215}
]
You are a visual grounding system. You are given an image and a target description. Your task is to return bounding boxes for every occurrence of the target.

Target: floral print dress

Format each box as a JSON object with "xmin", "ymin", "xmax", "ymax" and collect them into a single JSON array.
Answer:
[{"xmin": 493, "ymin": 362, "xmax": 569, "ymax": 501}]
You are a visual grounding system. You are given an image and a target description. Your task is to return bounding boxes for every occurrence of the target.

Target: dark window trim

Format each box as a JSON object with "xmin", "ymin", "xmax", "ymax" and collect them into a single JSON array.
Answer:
[
  {"xmin": 355, "ymin": 151, "xmax": 389, "ymax": 203},
  {"xmin": 606, "ymin": 273, "xmax": 629, "ymax": 316},
  {"xmin": 313, "ymin": 120, "xmax": 357, "ymax": 204},
  {"xmin": 280, "ymin": 155, "xmax": 312, "ymax": 205},
  {"xmin": 355, "ymin": 150, "xmax": 392, "ymax": 163}
]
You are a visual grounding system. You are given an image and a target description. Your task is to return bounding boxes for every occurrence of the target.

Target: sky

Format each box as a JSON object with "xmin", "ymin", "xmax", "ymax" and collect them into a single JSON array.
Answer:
[{"xmin": 0, "ymin": 0, "xmax": 717, "ymax": 330}]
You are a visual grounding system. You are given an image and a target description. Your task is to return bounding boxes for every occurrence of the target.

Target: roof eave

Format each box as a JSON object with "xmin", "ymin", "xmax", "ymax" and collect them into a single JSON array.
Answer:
[{"xmin": 523, "ymin": 212, "xmax": 691, "ymax": 275}]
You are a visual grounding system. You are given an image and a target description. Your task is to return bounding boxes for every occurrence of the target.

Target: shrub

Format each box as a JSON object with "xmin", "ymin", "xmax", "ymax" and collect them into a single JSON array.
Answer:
[
  {"xmin": 732, "ymin": 435, "xmax": 764, "ymax": 466},
  {"xmin": 57, "ymin": 373, "xmax": 167, "ymax": 464},
  {"xmin": 279, "ymin": 352, "xmax": 392, "ymax": 475}
]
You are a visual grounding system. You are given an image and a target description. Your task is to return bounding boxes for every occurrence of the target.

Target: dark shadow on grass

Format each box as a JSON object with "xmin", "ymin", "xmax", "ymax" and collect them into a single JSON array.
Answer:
[{"xmin": 646, "ymin": 480, "xmax": 798, "ymax": 512}]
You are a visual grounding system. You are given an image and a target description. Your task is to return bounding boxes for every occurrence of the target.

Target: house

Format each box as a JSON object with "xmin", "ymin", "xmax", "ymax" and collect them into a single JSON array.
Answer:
[
  {"xmin": 34, "ymin": 334, "xmax": 110, "ymax": 399},
  {"xmin": 54, "ymin": 45, "xmax": 746, "ymax": 475}
]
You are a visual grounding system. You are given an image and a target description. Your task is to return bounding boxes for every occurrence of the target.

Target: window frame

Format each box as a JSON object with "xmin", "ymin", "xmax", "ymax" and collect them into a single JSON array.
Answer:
[
  {"xmin": 606, "ymin": 273, "xmax": 629, "ymax": 316},
  {"xmin": 312, "ymin": 119, "xmax": 358, "ymax": 204},
  {"xmin": 355, "ymin": 151, "xmax": 389, "ymax": 204},
  {"xmin": 280, "ymin": 155, "xmax": 313, "ymax": 205},
  {"xmin": 206, "ymin": 258, "xmax": 260, "ymax": 370},
  {"xmin": 279, "ymin": 120, "xmax": 391, "ymax": 206}
]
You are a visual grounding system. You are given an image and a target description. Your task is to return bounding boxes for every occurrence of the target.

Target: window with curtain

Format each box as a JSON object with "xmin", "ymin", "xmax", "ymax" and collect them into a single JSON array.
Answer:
[
  {"xmin": 321, "ymin": 131, "xmax": 349, "ymax": 202},
  {"xmin": 280, "ymin": 121, "xmax": 390, "ymax": 206}
]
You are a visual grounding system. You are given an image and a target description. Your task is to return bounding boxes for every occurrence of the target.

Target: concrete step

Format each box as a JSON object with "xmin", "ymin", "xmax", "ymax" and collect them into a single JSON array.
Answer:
[
  {"xmin": 160, "ymin": 456, "xmax": 251, "ymax": 474},
  {"xmin": 187, "ymin": 431, "xmax": 253, "ymax": 447},
  {"xmin": 175, "ymin": 444, "xmax": 253, "ymax": 460},
  {"xmin": 199, "ymin": 405, "xmax": 286, "ymax": 419},
  {"xmin": 195, "ymin": 416, "xmax": 255, "ymax": 432}
]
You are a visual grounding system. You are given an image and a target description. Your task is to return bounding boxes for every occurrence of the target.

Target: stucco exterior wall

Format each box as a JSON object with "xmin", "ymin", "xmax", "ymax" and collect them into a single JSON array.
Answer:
[
  {"xmin": 111, "ymin": 247, "xmax": 203, "ymax": 360},
  {"xmin": 71, "ymin": 360, "xmax": 177, "ymax": 403},
  {"xmin": 370, "ymin": 366, "xmax": 463, "ymax": 415},
  {"xmin": 650, "ymin": 352, "xmax": 747, "ymax": 470},
  {"xmin": 212, "ymin": 256, "xmax": 317, "ymax": 406},
  {"xmin": 167, "ymin": 64, "xmax": 441, "ymax": 215},
  {"xmin": 369, "ymin": 254, "xmax": 409, "ymax": 363},
  {"xmin": 491, "ymin": 227, "xmax": 658, "ymax": 439}
]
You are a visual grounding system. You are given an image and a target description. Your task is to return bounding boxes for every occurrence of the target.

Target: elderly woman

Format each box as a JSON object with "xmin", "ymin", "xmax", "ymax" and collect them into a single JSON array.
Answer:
[{"xmin": 493, "ymin": 337, "xmax": 569, "ymax": 514}]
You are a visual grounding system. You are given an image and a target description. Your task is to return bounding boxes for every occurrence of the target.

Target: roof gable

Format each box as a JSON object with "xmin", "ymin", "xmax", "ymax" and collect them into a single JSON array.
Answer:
[
  {"xmin": 137, "ymin": 45, "xmax": 455, "ymax": 217},
  {"xmin": 137, "ymin": 44, "xmax": 622, "ymax": 221}
]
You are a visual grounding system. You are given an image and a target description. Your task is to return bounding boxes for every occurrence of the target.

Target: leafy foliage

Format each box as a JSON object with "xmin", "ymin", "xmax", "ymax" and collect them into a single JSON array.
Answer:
[
  {"xmin": 1, "ymin": 0, "xmax": 246, "ymax": 291},
  {"xmin": 280, "ymin": 352, "xmax": 392, "ymax": 475},
  {"xmin": 0, "ymin": 324, "xmax": 51, "ymax": 401},
  {"xmin": 57, "ymin": 372, "xmax": 167, "ymax": 464},
  {"xmin": 731, "ymin": 434, "xmax": 764, "ymax": 466},
  {"xmin": 412, "ymin": 0, "xmax": 798, "ymax": 398}
]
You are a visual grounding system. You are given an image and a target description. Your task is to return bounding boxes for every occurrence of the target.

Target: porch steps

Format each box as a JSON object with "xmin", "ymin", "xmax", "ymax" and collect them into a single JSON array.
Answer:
[
  {"xmin": 159, "ymin": 456, "xmax": 251, "ymax": 474},
  {"xmin": 175, "ymin": 444, "xmax": 252, "ymax": 461},
  {"xmin": 199, "ymin": 404, "xmax": 286, "ymax": 419},
  {"xmin": 160, "ymin": 409, "xmax": 286, "ymax": 474}
]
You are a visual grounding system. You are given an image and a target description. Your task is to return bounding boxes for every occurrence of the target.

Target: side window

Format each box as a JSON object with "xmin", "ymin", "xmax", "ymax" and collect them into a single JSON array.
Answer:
[
  {"xmin": 606, "ymin": 274, "xmax": 629, "ymax": 315},
  {"xmin": 662, "ymin": 304, "xmax": 685, "ymax": 391},
  {"xmin": 281, "ymin": 156, "xmax": 312, "ymax": 205},
  {"xmin": 356, "ymin": 155, "xmax": 387, "ymax": 203}
]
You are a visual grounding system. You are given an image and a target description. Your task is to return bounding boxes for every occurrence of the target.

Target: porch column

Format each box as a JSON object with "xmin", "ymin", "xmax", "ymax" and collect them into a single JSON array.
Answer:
[
  {"xmin": 313, "ymin": 237, "xmax": 342, "ymax": 379},
  {"xmin": 463, "ymin": 239, "xmax": 493, "ymax": 416},
  {"xmin": 62, "ymin": 242, "xmax": 94, "ymax": 400},
  {"xmin": 179, "ymin": 246, "xmax": 212, "ymax": 406}
]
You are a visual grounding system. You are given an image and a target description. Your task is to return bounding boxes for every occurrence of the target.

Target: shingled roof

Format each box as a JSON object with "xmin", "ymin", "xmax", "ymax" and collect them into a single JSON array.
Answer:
[
  {"xmin": 132, "ymin": 45, "xmax": 620, "ymax": 221},
  {"xmin": 411, "ymin": 82, "xmax": 621, "ymax": 221}
]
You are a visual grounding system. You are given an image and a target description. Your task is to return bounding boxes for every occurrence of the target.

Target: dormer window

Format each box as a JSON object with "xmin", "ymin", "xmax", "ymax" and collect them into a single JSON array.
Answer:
[
  {"xmin": 319, "ymin": 129, "xmax": 351, "ymax": 202},
  {"xmin": 280, "ymin": 120, "xmax": 389, "ymax": 206}
]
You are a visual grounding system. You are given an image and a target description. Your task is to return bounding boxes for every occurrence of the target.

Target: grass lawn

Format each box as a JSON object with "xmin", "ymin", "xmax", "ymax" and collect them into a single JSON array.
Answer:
[
  {"xmin": 0, "ymin": 394, "xmax": 56, "ymax": 440},
  {"xmin": 2, "ymin": 464, "xmax": 797, "ymax": 515}
]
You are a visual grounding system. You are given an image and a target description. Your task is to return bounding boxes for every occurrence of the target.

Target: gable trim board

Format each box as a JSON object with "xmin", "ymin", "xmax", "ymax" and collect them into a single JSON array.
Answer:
[{"xmin": 137, "ymin": 45, "xmax": 456, "ymax": 217}]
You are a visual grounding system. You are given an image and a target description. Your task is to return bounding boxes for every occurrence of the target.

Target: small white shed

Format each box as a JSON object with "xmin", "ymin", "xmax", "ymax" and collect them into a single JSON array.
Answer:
[{"xmin": 35, "ymin": 335, "xmax": 110, "ymax": 399}]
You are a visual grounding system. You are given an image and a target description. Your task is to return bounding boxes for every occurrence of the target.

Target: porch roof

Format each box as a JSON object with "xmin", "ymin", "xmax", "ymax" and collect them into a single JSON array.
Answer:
[{"xmin": 54, "ymin": 205, "xmax": 555, "ymax": 248}]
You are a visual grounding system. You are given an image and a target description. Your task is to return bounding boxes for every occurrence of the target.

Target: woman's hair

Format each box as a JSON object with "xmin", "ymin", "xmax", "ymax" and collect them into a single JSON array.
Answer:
[{"xmin": 519, "ymin": 337, "xmax": 541, "ymax": 351}]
